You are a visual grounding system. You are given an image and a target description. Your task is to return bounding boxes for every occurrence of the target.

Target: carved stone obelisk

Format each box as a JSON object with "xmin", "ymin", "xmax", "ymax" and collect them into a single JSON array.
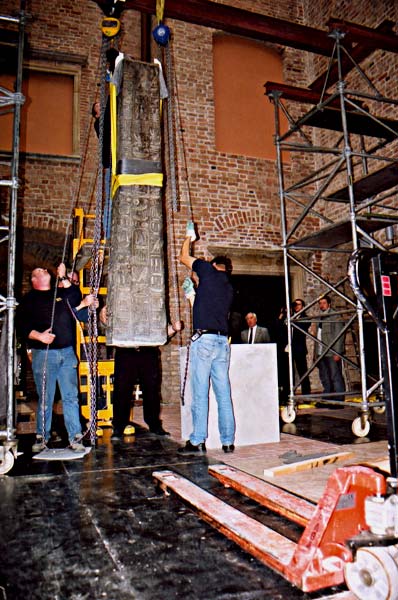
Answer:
[{"xmin": 106, "ymin": 58, "xmax": 167, "ymax": 346}]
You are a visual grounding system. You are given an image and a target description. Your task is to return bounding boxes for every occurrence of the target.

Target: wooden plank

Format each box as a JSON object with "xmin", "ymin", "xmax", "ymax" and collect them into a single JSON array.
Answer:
[
  {"xmin": 263, "ymin": 451, "xmax": 354, "ymax": 477},
  {"xmin": 321, "ymin": 593, "xmax": 357, "ymax": 600},
  {"xmin": 359, "ymin": 456, "xmax": 391, "ymax": 474},
  {"xmin": 153, "ymin": 470, "xmax": 296, "ymax": 571},
  {"xmin": 265, "ymin": 82, "xmax": 398, "ymax": 140},
  {"xmin": 290, "ymin": 216, "xmax": 395, "ymax": 249},
  {"xmin": 209, "ymin": 464, "xmax": 314, "ymax": 528},
  {"xmin": 17, "ymin": 402, "xmax": 34, "ymax": 415},
  {"xmin": 16, "ymin": 421, "xmax": 36, "ymax": 434},
  {"xmin": 325, "ymin": 163, "xmax": 398, "ymax": 204}
]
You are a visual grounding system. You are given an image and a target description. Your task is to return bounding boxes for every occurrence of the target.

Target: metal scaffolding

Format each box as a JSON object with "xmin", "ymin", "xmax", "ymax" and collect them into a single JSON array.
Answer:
[
  {"xmin": 0, "ymin": 1, "xmax": 26, "ymax": 472},
  {"xmin": 267, "ymin": 27, "xmax": 398, "ymax": 437}
]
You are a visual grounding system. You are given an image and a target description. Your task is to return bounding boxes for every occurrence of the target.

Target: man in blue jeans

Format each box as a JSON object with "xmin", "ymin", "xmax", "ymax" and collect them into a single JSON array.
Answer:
[
  {"xmin": 178, "ymin": 234, "xmax": 235, "ymax": 454},
  {"xmin": 19, "ymin": 264, "xmax": 96, "ymax": 452}
]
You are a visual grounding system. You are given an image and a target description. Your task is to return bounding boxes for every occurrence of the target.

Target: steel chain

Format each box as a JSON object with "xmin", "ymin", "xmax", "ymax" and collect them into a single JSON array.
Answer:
[{"xmin": 87, "ymin": 35, "xmax": 111, "ymax": 444}]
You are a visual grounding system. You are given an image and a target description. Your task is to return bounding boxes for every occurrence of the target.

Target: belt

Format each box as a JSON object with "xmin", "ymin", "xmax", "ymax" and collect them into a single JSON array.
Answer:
[{"xmin": 195, "ymin": 329, "xmax": 228, "ymax": 337}]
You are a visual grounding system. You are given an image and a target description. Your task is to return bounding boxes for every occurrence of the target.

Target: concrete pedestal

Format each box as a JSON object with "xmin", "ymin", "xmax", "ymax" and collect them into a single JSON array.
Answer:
[{"xmin": 180, "ymin": 343, "xmax": 280, "ymax": 448}]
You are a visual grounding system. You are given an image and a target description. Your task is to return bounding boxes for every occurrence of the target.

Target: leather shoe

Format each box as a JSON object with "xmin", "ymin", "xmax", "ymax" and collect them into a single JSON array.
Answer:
[
  {"xmin": 177, "ymin": 440, "xmax": 206, "ymax": 454},
  {"xmin": 149, "ymin": 426, "xmax": 170, "ymax": 436},
  {"xmin": 222, "ymin": 444, "xmax": 235, "ymax": 453}
]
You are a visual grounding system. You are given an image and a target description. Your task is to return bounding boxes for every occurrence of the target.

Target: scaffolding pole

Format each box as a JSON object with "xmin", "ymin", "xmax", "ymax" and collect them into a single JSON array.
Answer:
[
  {"xmin": 0, "ymin": 2, "xmax": 26, "ymax": 472},
  {"xmin": 268, "ymin": 26, "xmax": 398, "ymax": 437}
]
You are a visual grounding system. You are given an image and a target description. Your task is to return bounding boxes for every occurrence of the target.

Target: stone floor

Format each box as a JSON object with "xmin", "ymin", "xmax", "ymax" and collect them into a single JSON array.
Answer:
[{"xmin": 0, "ymin": 402, "xmax": 389, "ymax": 600}]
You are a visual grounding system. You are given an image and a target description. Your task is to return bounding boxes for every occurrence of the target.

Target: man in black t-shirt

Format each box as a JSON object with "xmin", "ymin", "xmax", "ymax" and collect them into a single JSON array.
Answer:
[
  {"xmin": 19, "ymin": 264, "xmax": 95, "ymax": 453},
  {"xmin": 178, "ymin": 235, "xmax": 235, "ymax": 455}
]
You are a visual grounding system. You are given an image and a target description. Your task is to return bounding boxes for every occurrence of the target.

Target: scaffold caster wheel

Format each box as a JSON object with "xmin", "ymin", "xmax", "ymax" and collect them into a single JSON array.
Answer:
[
  {"xmin": 280, "ymin": 406, "xmax": 296, "ymax": 424},
  {"xmin": 372, "ymin": 405, "xmax": 386, "ymax": 415},
  {"xmin": 0, "ymin": 449, "xmax": 15, "ymax": 475},
  {"xmin": 344, "ymin": 546, "xmax": 398, "ymax": 600},
  {"xmin": 351, "ymin": 416, "xmax": 370, "ymax": 438}
]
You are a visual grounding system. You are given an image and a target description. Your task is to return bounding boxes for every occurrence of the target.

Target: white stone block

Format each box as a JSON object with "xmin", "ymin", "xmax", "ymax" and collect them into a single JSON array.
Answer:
[{"xmin": 180, "ymin": 343, "xmax": 280, "ymax": 448}]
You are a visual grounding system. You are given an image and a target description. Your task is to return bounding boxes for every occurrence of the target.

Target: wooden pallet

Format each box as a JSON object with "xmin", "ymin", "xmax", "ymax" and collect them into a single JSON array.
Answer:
[
  {"xmin": 263, "ymin": 451, "xmax": 354, "ymax": 477},
  {"xmin": 16, "ymin": 401, "xmax": 36, "ymax": 434}
]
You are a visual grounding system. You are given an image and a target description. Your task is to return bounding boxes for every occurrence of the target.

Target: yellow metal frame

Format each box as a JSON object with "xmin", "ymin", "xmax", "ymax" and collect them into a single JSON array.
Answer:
[
  {"xmin": 79, "ymin": 360, "xmax": 114, "ymax": 425},
  {"xmin": 73, "ymin": 207, "xmax": 113, "ymax": 426},
  {"xmin": 72, "ymin": 207, "xmax": 107, "ymax": 296}
]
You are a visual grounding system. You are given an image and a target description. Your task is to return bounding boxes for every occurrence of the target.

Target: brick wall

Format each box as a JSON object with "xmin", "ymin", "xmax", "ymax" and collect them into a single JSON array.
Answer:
[{"xmin": 2, "ymin": 0, "xmax": 398, "ymax": 406}]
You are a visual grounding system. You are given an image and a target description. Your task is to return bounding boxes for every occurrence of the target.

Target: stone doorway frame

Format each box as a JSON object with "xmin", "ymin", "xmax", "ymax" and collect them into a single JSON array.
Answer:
[{"xmin": 207, "ymin": 246, "xmax": 304, "ymax": 301}]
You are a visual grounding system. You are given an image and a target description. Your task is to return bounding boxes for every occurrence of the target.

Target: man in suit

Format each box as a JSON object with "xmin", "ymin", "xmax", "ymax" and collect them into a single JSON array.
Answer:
[{"xmin": 241, "ymin": 312, "xmax": 270, "ymax": 344}]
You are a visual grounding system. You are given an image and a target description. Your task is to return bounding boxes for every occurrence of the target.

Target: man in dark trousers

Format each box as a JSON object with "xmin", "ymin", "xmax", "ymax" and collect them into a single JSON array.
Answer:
[
  {"xmin": 99, "ymin": 305, "xmax": 181, "ymax": 439},
  {"xmin": 178, "ymin": 233, "xmax": 235, "ymax": 454},
  {"xmin": 315, "ymin": 295, "xmax": 345, "ymax": 406},
  {"xmin": 291, "ymin": 298, "xmax": 311, "ymax": 395}
]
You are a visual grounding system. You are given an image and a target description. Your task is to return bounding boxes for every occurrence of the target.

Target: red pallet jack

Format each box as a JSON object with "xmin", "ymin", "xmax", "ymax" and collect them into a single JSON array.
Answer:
[{"xmin": 153, "ymin": 249, "xmax": 398, "ymax": 599}]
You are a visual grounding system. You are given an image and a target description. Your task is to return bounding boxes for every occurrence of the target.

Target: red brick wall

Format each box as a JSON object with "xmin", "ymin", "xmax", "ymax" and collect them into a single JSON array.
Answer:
[{"xmin": 2, "ymin": 0, "xmax": 398, "ymax": 405}]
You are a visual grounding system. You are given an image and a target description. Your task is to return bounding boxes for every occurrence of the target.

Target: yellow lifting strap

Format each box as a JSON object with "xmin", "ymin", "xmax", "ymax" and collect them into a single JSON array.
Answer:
[
  {"xmin": 156, "ymin": 0, "xmax": 165, "ymax": 24},
  {"xmin": 110, "ymin": 82, "xmax": 164, "ymax": 198}
]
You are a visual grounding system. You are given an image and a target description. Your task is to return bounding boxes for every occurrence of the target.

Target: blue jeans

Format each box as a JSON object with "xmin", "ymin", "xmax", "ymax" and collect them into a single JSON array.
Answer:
[
  {"xmin": 32, "ymin": 346, "xmax": 82, "ymax": 442},
  {"xmin": 189, "ymin": 334, "xmax": 235, "ymax": 446}
]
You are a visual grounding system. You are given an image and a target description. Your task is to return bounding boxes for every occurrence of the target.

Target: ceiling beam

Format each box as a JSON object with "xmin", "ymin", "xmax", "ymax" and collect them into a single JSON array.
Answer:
[
  {"xmin": 265, "ymin": 82, "xmax": 340, "ymax": 107},
  {"xmin": 93, "ymin": 0, "xmax": 336, "ymax": 56},
  {"xmin": 328, "ymin": 18, "xmax": 398, "ymax": 53},
  {"xmin": 310, "ymin": 19, "xmax": 395, "ymax": 92}
]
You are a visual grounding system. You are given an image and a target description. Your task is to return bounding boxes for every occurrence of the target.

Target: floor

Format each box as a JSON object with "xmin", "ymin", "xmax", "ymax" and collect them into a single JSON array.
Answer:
[{"xmin": 0, "ymin": 402, "xmax": 389, "ymax": 600}]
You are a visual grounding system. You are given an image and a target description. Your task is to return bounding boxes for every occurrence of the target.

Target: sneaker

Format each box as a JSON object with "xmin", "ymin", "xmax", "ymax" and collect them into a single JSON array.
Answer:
[
  {"xmin": 70, "ymin": 435, "xmax": 85, "ymax": 452},
  {"xmin": 177, "ymin": 440, "xmax": 206, "ymax": 455},
  {"xmin": 32, "ymin": 435, "xmax": 46, "ymax": 453}
]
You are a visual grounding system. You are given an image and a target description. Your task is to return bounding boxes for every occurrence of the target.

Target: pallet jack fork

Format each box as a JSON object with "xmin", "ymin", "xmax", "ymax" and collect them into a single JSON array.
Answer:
[
  {"xmin": 154, "ymin": 464, "xmax": 386, "ymax": 594},
  {"xmin": 154, "ymin": 249, "xmax": 398, "ymax": 598}
]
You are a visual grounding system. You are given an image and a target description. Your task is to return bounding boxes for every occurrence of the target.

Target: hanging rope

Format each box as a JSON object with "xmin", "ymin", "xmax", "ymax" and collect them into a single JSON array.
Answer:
[
  {"xmin": 155, "ymin": 38, "xmax": 180, "ymax": 328},
  {"xmin": 164, "ymin": 45, "xmax": 179, "ymax": 213},
  {"xmin": 35, "ymin": 32, "xmax": 112, "ymax": 448},
  {"xmin": 171, "ymin": 57, "xmax": 195, "ymax": 222},
  {"xmin": 161, "ymin": 36, "xmax": 199, "ymax": 405}
]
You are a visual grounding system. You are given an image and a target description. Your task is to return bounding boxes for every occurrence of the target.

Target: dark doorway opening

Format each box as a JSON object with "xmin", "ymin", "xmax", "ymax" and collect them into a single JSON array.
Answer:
[{"xmin": 229, "ymin": 274, "xmax": 286, "ymax": 342}]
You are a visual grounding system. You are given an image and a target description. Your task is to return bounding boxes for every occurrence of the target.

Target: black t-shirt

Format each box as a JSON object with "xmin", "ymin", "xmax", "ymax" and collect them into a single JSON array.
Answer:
[
  {"xmin": 192, "ymin": 259, "xmax": 233, "ymax": 333},
  {"xmin": 19, "ymin": 285, "xmax": 81, "ymax": 350}
]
